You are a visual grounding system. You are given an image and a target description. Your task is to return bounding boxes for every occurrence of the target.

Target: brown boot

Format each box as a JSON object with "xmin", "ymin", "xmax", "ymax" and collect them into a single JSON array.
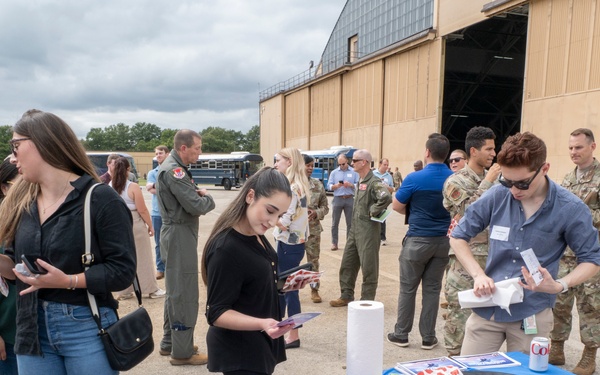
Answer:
[
  {"xmin": 170, "ymin": 353, "xmax": 208, "ymax": 366},
  {"xmin": 329, "ymin": 298, "xmax": 352, "ymax": 307},
  {"xmin": 548, "ymin": 340, "xmax": 565, "ymax": 365},
  {"xmin": 572, "ymin": 346, "xmax": 597, "ymax": 375},
  {"xmin": 311, "ymin": 289, "xmax": 322, "ymax": 303}
]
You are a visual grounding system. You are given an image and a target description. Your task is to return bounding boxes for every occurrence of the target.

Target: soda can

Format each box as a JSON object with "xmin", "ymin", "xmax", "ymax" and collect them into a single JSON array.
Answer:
[{"xmin": 529, "ymin": 337, "xmax": 549, "ymax": 372}]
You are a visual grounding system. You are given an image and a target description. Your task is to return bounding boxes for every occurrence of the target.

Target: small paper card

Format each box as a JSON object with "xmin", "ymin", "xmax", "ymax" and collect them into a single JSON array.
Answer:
[
  {"xmin": 520, "ymin": 248, "xmax": 543, "ymax": 285},
  {"xmin": 395, "ymin": 357, "xmax": 466, "ymax": 375},
  {"xmin": 276, "ymin": 312, "xmax": 321, "ymax": 328},
  {"xmin": 452, "ymin": 351, "xmax": 521, "ymax": 369},
  {"xmin": 281, "ymin": 269, "xmax": 323, "ymax": 292},
  {"xmin": 371, "ymin": 208, "xmax": 392, "ymax": 223}
]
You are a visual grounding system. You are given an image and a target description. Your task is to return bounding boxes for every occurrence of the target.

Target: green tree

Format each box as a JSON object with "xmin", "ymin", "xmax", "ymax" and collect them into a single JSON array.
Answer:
[
  {"xmin": 158, "ymin": 129, "xmax": 178, "ymax": 149},
  {"xmin": 84, "ymin": 127, "xmax": 110, "ymax": 150},
  {"xmin": 200, "ymin": 126, "xmax": 244, "ymax": 153},
  {"xmin": 131, "ymin": 122, "xmax": 162, "ymax": 151},
  {"xmin": 242, "ymin": 125, "xmax": 260, "ymax": 153},
  {"xmin": 104, "ymin": 123, "xmax": 132, "ymax": 151},
  {"xmin": 0, "ymin": 125, "xmax": 13, "ymax": 157}
]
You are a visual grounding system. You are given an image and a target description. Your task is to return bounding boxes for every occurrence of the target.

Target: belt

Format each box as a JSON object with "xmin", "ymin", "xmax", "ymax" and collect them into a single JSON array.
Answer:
[{"xmin": 336, "ymin": 195, "xmax": 353, "ymax": 199}]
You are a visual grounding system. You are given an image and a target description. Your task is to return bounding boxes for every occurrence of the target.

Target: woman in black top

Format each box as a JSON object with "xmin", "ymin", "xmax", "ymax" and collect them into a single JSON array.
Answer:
[
  {"xmin": 0, "ymin": 109, "xmax": 136, "ymax": 374},
  {"xmin": 202, "ymin": 167, "xmax": 308, "ymax": 375}
]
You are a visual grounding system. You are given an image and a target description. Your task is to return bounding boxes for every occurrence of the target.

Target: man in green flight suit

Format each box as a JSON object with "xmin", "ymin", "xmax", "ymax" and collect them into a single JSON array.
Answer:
[
  {"xmin": 156, "ymin": 130, "xmax": 215, "ymax": 366},
  {"xmin": 330, "ymin": 149, "xmax": 392, "ymax": 306}
]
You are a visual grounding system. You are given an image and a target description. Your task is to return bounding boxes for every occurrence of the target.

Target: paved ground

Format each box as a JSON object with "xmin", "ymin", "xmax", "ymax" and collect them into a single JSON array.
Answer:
[{"xmin": 121, "ymin": 187, "xmax": 587, "ymax": 374}]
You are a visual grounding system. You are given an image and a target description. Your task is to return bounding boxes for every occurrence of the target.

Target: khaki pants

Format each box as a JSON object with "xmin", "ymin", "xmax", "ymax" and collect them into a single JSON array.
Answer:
[{"xmin": 461, "ymin": 308, "xmax": 553, "ymax": 355}]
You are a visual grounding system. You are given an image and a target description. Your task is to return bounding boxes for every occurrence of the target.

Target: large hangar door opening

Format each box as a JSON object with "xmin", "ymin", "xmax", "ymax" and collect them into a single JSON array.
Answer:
[{"xmin": 441, "ymin": 5, "xmax": 528, "ymax": 153}]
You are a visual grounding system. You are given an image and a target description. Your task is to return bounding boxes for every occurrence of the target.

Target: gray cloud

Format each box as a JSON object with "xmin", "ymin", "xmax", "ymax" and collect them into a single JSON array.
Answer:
[{"xmin": 0, "ymin": 0, "xmax": 345, "ymax": 137}]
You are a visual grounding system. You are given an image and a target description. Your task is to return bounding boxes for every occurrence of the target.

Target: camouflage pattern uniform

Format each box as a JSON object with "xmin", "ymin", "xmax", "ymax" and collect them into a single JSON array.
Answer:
[
  {"xmin": 305, "ymin": 177, "xmax": 329, "ymax": 291},
  {"xmin": 551, "ymin": 158, "xmax": 600, "ymax": 348},
  {"xmin": 442, "ymin": 164, "xmax": 494, "ymax": 355},
  {"xmin": 393, "ymin": 170, "xmax": 403, "ymax": 191},
  {"xmin": 338, "ymin": 170, "xmax": 392, "ymax": 301}
]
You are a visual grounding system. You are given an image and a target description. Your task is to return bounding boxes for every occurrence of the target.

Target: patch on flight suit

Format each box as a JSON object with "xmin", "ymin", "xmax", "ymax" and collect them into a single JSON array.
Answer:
[
  {"xmin": 173, "ymin": 168, "xmax": 185, "ymax": 179},
  {"xmin": 359, "ymin": 184, "xmax": 367, "ymax": 190},
  {"xmin": 448, "ymin": 186, "xmax": 464, "ymax": 201}
]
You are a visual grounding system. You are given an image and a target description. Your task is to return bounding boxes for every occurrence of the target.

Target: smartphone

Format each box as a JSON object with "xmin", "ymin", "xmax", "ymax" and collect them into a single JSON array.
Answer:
[
  {"xmin": 339, "ymin": 180, "xmax": 344, "ymax": 184},
  {"xmin": 21, "ymin": 255, "xmax": 51, "ymax": 275}
]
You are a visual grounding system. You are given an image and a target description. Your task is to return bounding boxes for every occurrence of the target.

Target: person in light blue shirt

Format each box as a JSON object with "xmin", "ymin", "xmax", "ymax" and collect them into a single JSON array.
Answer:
[
  {"xmin": 451, "ymin": 132, "xmax": 600, "ymax": 355},
  {"xmin": 146, "ymin": 145, "xmax": 169, "ymax": 279},
  {"xmin": 373, "ymin": 158, "xmax": 394, "ymax": 246},
  {"xmin": 327, "ymin": 155, "xmax": 359, "ymax": 250}
]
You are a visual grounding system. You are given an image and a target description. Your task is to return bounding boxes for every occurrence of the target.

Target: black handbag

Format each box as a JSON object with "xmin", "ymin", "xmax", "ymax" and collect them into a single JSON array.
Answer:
[{"xmin": 84, "ymin": 183, "xmax": 154, "ymax": 371}]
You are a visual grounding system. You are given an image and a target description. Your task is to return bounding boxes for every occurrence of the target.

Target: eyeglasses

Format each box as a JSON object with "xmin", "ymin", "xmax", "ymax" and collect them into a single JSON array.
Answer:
[
  {"xmin": 498, "ymin": 164, "xmax": 544, "ymax": 190},
  {"xmin": 448, "ymin": 157, "xmax": 465, "ymax": 164},
  {"xmin": 9, "ymin": 137, "xmax": 31, "ymax": 156},
  {"xmin": 338, "ymin": 163, "xmax": 347, "ymax": 166},
  {"xmin": 351, "ymin": 159, "xmax": 364, "ymax": 164}
]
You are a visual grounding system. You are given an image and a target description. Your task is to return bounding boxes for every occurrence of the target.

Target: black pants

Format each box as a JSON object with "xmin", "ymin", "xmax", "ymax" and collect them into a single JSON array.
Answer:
[{"xmin": 224, "ymin": 371, "xmax": 269, "ymax": 375}]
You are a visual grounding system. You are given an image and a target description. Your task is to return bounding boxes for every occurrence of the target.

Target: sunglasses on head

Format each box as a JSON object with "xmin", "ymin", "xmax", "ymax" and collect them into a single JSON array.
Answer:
[
  {"xmin": 448, "ymin": 157, "xmax": 465, "ymax": 164},
  {"xmin": 9, "ymin": 137, "xmax": 31, "ymax": 157},
  {"xmin": 498, "ymin": 164, "xmax": 544, "ymax": 190}
]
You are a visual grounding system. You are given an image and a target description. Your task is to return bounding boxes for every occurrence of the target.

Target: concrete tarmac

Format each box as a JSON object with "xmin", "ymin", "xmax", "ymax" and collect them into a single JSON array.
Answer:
[{"xmin": 122, "ymin": 187, "xmax": 586, "ymax": 374}]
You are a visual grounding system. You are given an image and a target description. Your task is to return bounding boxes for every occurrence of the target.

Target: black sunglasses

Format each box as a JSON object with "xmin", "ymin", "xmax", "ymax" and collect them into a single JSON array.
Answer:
[
  {"xmin": 498, "ymin": 164, "xmax": 544, "ymax": 190},
  {"xmin": 448, "ymin": 157, "xmax": 465, "ymax": 163},
  {"xmin": 9, "ymin": 137, "xmax": 31, "ymax": 156},
  {"xmin": 352, "ymin": 159, "xmax": 364, "ymax": 163}
]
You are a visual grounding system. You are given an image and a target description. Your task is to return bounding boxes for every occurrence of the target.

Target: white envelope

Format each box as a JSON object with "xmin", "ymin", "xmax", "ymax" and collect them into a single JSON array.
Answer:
[{"xmin": 458, "ymin": 277, "xmax": 523, "ymax": 315}]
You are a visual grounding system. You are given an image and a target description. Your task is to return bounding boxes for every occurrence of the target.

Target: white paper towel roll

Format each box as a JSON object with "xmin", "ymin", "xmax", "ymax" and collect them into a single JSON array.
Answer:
[{"xmin": 346, "ymin": 300, "xmax": 384, "ymax": 375}]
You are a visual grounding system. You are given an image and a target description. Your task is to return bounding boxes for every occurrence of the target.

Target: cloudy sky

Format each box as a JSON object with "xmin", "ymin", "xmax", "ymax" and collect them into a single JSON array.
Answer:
[{"xmin": 0, "ymin": 0, "xmax": 346, "ymax": 138}]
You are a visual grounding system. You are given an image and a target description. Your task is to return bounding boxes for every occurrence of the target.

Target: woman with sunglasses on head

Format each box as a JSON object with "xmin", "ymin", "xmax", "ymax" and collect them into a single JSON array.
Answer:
[
  {"xmin": 448, "ymin": 149, "xmax": 467, "ymax": 172},
  {"xmin": 272, "ymin": 148, "xmax": 310, "ymax": 349},
  {"xmin": 0, "ymin": 109, "xmax": 136, "ymax": 374},
  {"xmin": 202, "ymin": 167, "xmax": 308, "ymax": 375},
  {"xmin": 0, "ymin": 158, "xmax": 19, "ymax": 374}
]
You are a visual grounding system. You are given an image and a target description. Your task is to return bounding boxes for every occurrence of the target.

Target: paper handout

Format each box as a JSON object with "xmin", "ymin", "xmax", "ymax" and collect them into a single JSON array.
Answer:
[
  {"xmin": 457, "ymin": 277, "xmax": 523, "ymax": 315},
  {"xmin": 276, "ymin": 312, "xmax": 321, "ymax": 329}
]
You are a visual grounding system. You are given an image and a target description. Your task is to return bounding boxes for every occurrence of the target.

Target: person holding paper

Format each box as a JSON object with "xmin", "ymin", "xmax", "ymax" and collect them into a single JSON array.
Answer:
[
  {"xmin": 450, "ymin": 132, "xmax": 600, "ymax": 355},
  {"xmin": 330, "ymin": 149, "xmax": 392, "ymax": 307},
  {"xmin": 273, "ymin": 148, "xmax": 310, "ymax": 349},
  {"xmin": 442, "ymin": 126, "xmax": 500, "ymax": 356},
  {"xmin": 202, "ymin": 167, "xmax": 309, "ymax": 375},
  {"xmin": 549, "ymin": 128, "xmax": 600, "ymax": 375},
  {"xmin": 373, "ymin": 158, "xmax": 395, "ymax": 246},
  {"xmin": 387, "ymin": 133, "xmax": 453, "ymax": 350}
]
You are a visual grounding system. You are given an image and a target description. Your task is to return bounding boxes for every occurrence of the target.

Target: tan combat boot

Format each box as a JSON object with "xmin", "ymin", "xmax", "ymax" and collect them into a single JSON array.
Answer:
[
  {"xmin": 572, "ymin": 346, "xmax": 597, "ymax": 375},
  {"xmin": 548, "ymin": 340, "xmax": 565, "ymax": 365},
  {"xmin": 311, "ymin": 289, "xmax": 322, "ymax": 303}
]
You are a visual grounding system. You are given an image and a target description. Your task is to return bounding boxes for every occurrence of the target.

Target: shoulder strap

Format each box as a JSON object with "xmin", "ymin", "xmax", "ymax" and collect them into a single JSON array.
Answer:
[{"xmin": 84, "ymin": 183, "xmax": 142, "ymax": 330}]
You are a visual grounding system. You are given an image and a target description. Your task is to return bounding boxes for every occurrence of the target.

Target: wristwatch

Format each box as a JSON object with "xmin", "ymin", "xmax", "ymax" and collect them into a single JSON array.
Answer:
[{"xmin": 556, "ymin": 278, "xmax": 569, "ymax": 294}]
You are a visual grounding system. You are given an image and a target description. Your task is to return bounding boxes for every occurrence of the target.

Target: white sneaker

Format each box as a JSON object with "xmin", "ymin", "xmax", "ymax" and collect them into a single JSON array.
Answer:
[
  {"xmin": 149, "ymin": 288, "xmax": 166, "ymax": 298},
  {"xmin": 381, "ymin": 240, "xmax": 386, "ymax": 246}
]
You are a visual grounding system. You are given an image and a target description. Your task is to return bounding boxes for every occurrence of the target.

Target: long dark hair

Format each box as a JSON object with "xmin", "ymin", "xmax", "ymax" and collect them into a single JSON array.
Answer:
[
  {"xmin": 112, "ymin": 157, "xmax": 130, "ymax": 195},
  {"xmin": 201, "ymin": 166, "xmax": 291, "ymax": 284},
  {"xmin": 0, "ymin": 158, "xmax": 18, "ymax": 201}
]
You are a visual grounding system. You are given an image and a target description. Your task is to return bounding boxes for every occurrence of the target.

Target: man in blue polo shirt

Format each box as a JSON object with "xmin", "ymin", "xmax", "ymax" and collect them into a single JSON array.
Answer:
[{"xmin": 387, "ymin": 133, "xmax": 453, "ymax": 350}]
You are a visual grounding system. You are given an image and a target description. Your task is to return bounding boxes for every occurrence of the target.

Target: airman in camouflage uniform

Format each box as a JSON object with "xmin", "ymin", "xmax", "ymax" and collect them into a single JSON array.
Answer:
[
  {"xmin": 549, "ymin": 128, "xmax": 600, "ymax": 375},
  {"xmin": 305, "ymin": 175, "xmax": 329, "ymax": 302},
  {"xmin": 330, "ymin": 149, "xmax": 392, "ymax": 306},
  {"xmin": 441, "ymin": 126, "xmax": 499, "ymax": 356}
]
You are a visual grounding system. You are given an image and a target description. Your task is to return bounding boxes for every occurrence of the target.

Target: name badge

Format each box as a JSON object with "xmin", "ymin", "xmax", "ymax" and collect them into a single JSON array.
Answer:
[
  {"xmin": 347, "ymin": 173, "xmax": 354, "ymax": 178},
  {"xmin": 490, "ymin": 225, "xmax": 510, "ymax": 241},
  {"xmin": 359, "ymin": 184, "xmax": 367, "ymax": 191}
]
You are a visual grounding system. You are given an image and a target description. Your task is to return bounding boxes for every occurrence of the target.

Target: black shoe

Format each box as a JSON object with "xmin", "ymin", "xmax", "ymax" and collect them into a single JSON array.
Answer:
[
  {"xmin": 387, "ymin": 333, "xmax": 409, "ymax": 347},
  {"xmin": 285, "ymin": 339, "xmax": 300, "ymax": 349},
  {"xmin": 421, "ymin": 337, "xmax": 438, "ymax": 350}
]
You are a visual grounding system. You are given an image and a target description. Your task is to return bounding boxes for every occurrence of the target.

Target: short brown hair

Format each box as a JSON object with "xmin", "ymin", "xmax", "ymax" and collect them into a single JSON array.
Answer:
[
  {"xmin": 570, "ymin": 128, "xmax": 595, "ymax": 143},
  {"xmin": 497, "ymin": 132, "xmax": 546, "ymax": 171},
  {"xmin": 155, "ymin": 145, "xmax": 169, "ymax": 153},
  {"xmin": 174, "ymin": 130, "xmax": 201, "ymax": 150}
]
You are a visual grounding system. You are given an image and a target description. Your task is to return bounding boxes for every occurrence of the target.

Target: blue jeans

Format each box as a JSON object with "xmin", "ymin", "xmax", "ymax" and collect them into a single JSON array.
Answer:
[
  {"xmin": 0, "ymin": 342, "xmax": 17, "ymax": 375},
  {"xmin": 152, "ymin": 215, "xmax": 165, "ymax": 272},
  {"xmin": 277, "ymin": 242, "xmax": 305, "ymax": 319},
  {"xmin": 17, "ymin": 300, "xmax": 118, "ymax": 375}
]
